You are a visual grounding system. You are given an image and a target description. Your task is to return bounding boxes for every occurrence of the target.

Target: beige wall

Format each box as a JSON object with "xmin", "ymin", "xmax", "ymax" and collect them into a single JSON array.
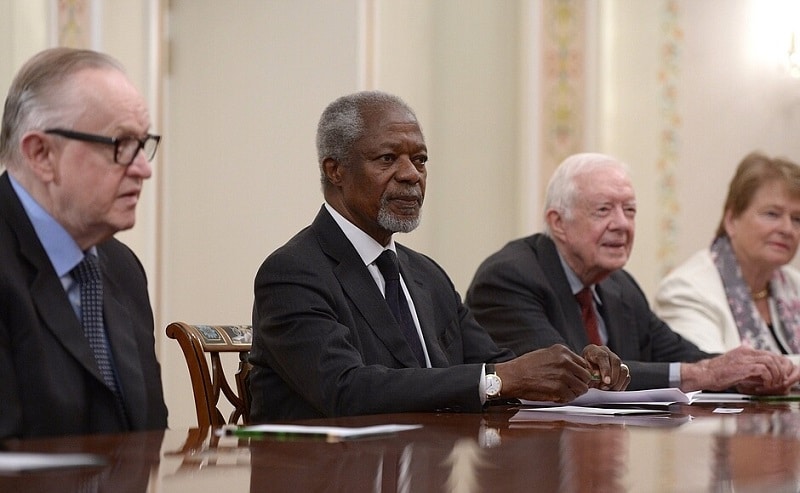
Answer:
[
  {"xmin": 160, "ymin": 0, "xmax": 367, "ymax": 427},
  {"xmin": 0, "ymin": 0, "xmax": 48, "ymax": 102},
  {"xmin": 160, "ymin": 0, "xmax": 528, "ymax": 427},
  {"xmin": 600, "ymin": 0, "xmax": 800, "ymax": 295},
  {"xmin": 3, "ymin": 0, "xmax": 800, "ymax": 429}
]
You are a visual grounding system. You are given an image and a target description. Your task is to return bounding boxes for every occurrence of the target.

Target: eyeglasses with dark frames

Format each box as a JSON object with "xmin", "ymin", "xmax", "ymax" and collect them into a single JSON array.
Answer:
[{"xmin": 44, "ymin": 128, "xmax": 161, "ymax": 166}]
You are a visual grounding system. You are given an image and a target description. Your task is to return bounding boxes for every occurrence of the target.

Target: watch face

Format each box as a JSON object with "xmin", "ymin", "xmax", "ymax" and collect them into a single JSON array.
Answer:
[{"xmin": 486, "ymin": 374, "xmax": 502, "ymax": 397}]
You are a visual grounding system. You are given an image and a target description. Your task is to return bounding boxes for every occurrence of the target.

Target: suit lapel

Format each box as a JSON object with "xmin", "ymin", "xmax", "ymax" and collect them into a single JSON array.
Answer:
[
  {"xmin": 532, "ymin": 235, "xmax": 592, "ymax": 349},
  {"xmin": 313, "ymin": 208, "xmax": 422, "ymax": 367},
  {"xmin": 596, "ymin": 275, "xmax": 638, "ymax": 358},
  {"xmin": 100, "ymin": 247, "xmax": 146, "ymax": 425},
  {"xmin": 30, "ymin": 269, "xmax": 109, "ymax": 386},
  {"xmin": 396, "ymin": 248, "xmax": 449, "ymax": 367},
  {"xmin": 0, "ymin": 175, "xmax": 109, "ymax": 387}
]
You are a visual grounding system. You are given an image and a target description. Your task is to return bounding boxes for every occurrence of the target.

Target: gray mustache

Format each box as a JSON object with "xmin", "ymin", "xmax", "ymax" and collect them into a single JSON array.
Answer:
[{"xmin": 384, "ymin": 187, "xmax": 423, "ymax": 202}]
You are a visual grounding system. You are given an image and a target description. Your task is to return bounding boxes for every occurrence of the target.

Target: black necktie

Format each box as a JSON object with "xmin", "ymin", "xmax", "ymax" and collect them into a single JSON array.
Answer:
[
  {"xmin": 71, "ymin": 254, "xmax": 128, "ymax": 424},
  {"xmin": 375, "ymin": 250, "xmax": 426, "ymax": 366}
]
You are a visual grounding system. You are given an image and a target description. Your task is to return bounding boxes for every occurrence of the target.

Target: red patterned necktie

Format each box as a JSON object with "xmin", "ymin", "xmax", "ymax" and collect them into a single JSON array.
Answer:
[{"xmin": 575, "ymin": 287, "xmax": 603, "ymax": 346}]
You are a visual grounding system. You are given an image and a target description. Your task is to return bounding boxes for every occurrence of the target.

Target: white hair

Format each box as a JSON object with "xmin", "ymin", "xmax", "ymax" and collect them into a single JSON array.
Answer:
[{"xmin": 543, "ymin": 152, "xmax": 630, "ymax": 236}]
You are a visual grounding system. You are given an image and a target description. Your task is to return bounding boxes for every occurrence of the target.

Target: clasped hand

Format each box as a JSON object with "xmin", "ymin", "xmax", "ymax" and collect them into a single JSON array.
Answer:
[
  {"xmin": 726, "ymin": 346, "xmax": 800, "ymax": 395},
  {"xmin": 495, "ymin": 344, "xmax": 629, "ymax": 404},
  {"xmin": 681, "ymin": 346, "xmax": 800, "ymax": 395}
]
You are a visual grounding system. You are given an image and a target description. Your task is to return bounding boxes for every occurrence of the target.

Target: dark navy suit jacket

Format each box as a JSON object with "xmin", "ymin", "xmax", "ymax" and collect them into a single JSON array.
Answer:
[{"xmin": 0, "ymin": 172, "xmax": 167, "ymax": 438}]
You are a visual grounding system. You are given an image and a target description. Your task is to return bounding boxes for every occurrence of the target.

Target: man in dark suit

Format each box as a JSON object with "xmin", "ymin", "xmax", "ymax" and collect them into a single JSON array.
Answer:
[
  {"xmin": 0, "ymin": 48, "xmax": 168, "ymax": 438},
  {"xmin": 248, "ymin": 92, "xmax": 630, "ymax": 422},
  {"xmin": 467, "ymin": 152, "xmax": 800, "ymax": 393}
]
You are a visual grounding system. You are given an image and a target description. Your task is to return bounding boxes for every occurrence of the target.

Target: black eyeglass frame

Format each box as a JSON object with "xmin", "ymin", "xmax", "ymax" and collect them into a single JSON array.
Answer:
[{"xmin": 44, "ymin": 128, "xmax": 161, "ymax": 166}]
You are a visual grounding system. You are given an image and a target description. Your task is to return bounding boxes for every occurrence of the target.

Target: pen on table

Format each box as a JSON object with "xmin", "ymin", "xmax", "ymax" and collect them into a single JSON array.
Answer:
[
  {"xmin": 748, "ymin": 395, "xmax": 800, "ymax": 402},
  {"xmin": 222, "ymin": 427, "xmax": 335, "ymax": 441}
]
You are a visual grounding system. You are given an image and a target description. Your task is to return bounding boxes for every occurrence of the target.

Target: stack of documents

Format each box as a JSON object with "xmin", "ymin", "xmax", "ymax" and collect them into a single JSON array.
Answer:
[
  {"xmin": 511, "ymin": 388, "xmax": 695, "ymax": 427},
  {"xmin": 521, "ymin": 387, "xmax": 698, "ymax": 409},
  {"xmin": 511, "ymin": 388, "xmax": 800, "ymax": 426}
]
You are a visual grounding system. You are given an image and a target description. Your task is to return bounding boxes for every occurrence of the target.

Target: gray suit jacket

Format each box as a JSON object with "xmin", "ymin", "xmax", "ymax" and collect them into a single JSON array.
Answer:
[
  {"xmin": 249, "ymin": 206, "xmax": 513, "ymax": 421},
  {"xmin": 465, "ymin": 233, "xmax": 710, "ymax": 390},
  {"xmin": 0, "ymin": 173, "xmax": 167, "ymax": 438}
]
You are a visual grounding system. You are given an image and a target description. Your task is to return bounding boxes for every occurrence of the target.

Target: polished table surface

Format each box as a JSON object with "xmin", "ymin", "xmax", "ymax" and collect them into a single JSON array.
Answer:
[{"xmin": 4, "ymin": 400, "xmax": 800, "ymax": 492}]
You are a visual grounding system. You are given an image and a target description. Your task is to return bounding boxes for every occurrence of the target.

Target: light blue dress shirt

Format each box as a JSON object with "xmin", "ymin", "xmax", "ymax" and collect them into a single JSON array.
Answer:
[{"xmin": 9, "ymin": 175, "xmax": 96, "ymax": 318}]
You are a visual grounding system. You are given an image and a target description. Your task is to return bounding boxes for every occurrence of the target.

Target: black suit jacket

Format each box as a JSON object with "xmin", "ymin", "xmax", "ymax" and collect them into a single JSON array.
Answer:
[
  {"xmin": 465, "ymin": 233, "xmax": 709, "ymax": 390},
  {"xmin": 0, "ymin": 173, "xmax": 167, "ymax": 438},
  {"xmin": 249, "ymin": 206, "xmax": 514, "ymax": 421}
]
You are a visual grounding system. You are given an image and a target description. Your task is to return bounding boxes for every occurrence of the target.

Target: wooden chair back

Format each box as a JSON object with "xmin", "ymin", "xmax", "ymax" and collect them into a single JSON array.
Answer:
[{"xmin": 165, "ymin": 321, "xmax": 252, "ymax": 428}]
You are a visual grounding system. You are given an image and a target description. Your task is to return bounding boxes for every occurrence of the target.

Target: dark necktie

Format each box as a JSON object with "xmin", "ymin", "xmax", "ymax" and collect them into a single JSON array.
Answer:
[
  {"xmin": 575, "ymin": 287, "xmax": 603, "ymax": 346},
  {"xmin": 71, "ymin": 254, "xmax": 128, "ymax": 424},
  {"xmin": 375, "ymin": 250, "xmax": 426, "ymax": 366}
]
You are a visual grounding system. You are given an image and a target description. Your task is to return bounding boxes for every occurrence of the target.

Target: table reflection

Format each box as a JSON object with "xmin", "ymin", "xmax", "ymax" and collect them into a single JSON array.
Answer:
[
  {"xmin": 558, "ymin": 427, "xmax": 629, "ymax": 493},
  {"xmin": 0, "ymin": 430, "xmax": 163, "ymax": 493},
  {"xmin": 710, "ymin": 434, "xmax": 800, "ymax": 493},
  {"xmin": 246, "ymin": 419, "xmax": 499, "ymax": 492},
  {"xmin": 4, "ymin": 402, "xmax": 800, "ymax": 492},
  {"xmin": 442, "ymin": 438, "xmax": 487, "ymax": 493}
]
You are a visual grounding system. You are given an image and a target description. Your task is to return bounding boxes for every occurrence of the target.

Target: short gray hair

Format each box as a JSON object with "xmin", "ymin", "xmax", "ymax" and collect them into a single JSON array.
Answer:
[
  {"xmin": 316, "ymin": 90, "xmax": 418, "ymax": 187},
  {"xmin": 0, "ymin": 47, "xmax": 125, "ymax": 167},
  {"xmin": 543, "ymin": 152, "xmax": 629, "ymax": 235}
]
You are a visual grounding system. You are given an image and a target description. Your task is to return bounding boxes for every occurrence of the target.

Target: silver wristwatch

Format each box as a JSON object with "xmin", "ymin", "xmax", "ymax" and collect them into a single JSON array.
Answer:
[{"xmin": 485, "ymin": 363, "xmax": 502, "ymax": 399}]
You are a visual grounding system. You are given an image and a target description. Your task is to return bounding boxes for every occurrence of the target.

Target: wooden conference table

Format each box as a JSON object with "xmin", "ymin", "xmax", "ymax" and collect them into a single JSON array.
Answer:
[{"xmin": 3, "ymin": 400, "xmax": 800, "ymax": 492}]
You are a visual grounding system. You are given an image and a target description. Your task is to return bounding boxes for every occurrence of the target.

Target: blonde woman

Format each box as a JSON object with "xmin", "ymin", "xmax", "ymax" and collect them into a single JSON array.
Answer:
[{"xmin": 656, "ymin": 152, "xmax": 800, "ymax": 355}]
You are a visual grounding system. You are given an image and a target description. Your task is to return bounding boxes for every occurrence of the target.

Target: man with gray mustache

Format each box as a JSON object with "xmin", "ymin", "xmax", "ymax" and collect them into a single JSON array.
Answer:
[{"xmin": 248, "ymin": 91, "xmax": 629, "ymax": 422}]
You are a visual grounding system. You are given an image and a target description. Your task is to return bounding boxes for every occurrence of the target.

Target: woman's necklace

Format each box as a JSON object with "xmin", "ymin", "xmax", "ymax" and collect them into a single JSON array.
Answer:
[{"xmin": 752, "ymin": 287, "xmax": 770, "ymax": 301}]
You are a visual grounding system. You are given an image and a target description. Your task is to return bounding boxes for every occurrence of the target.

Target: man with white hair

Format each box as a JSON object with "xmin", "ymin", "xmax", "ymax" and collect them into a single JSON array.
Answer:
[{"xmin": 466, "ymin": 152, "xmax": 800, "ymax": 393}]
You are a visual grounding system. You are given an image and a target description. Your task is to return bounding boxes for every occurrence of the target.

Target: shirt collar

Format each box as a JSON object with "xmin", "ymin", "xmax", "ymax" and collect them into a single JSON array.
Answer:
[
  {"xmin": 556, "ymin": 248, "xmax": 601, "ymax": 304},
  {"xmin": 324, "ymin": 203, "xmax": 396, "ymax": 265},
  {"xmin": 9, "ymin": 174, "xmax": 88, "ymax": 276}
]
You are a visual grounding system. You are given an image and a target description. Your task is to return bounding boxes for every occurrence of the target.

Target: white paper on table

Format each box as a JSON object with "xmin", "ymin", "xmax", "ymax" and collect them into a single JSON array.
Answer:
[
  {"xmin": 224, "ymin": 423, "xmax": 422, "ymax": 441},
  {"xmin": 689, "ymin": 392, "xmax": 752, "ymax": 403},
  {"xmin": 509, "ymin": 407, "xmax": 692, "ymax": 428},
  {"xmin": 0, "ymin": 452, "xmax": 106, "ymax": 473},
  {"xmin": 517, "ymin": 405, "xmax": 665, "ymax": 416},
  {"xmin": 520, "ymin": 387, "xmax": 700, "ymax": 407}
]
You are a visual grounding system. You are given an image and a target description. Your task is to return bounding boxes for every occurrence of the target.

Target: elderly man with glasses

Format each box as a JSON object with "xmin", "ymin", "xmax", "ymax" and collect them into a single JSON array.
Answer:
[{"xmin": 0, "ymin": 47, "xmax": 168, "ymax": 438}]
